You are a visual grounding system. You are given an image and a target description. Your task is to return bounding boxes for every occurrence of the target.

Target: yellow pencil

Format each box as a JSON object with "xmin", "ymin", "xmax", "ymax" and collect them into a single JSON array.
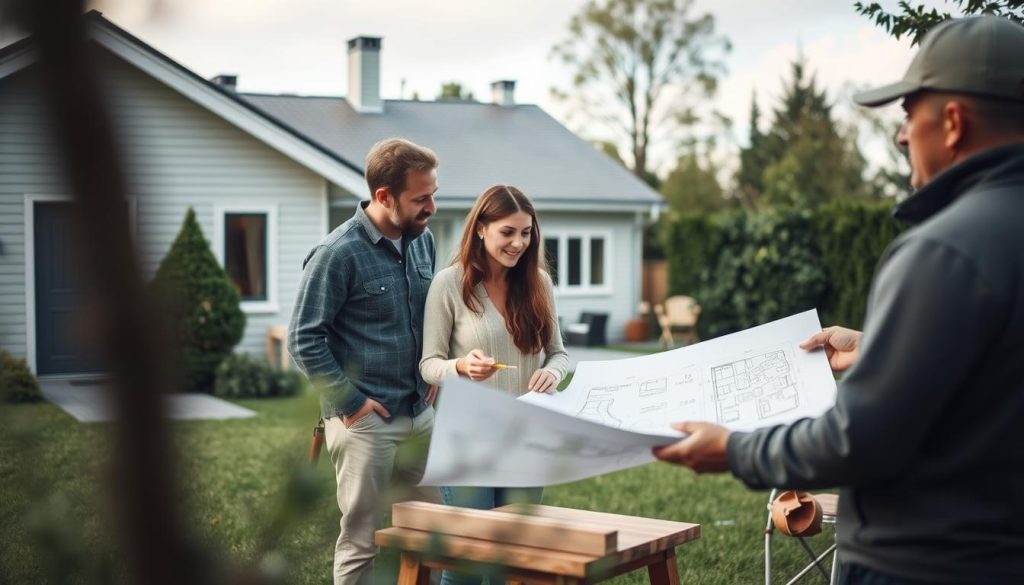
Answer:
[{"xmin": 492, "ymin": 363, "xmax": 518, "ymax": 369}]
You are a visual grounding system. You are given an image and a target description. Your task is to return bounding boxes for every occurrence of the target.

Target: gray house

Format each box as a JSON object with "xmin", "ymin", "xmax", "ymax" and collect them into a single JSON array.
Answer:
[{"xmin": 0, "ymin": 12, "xmax": 662, "ymax": 378}]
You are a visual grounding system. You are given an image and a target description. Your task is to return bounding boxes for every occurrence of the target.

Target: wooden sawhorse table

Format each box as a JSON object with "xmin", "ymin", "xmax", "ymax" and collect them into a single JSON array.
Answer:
[{"xmin": 375, "ymin": 502, "xmax": 701, "ymax": 585}]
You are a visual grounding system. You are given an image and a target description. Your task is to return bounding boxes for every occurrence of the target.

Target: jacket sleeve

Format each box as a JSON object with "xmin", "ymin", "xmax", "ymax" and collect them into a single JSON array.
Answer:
[
  {"xmin": 540, "ymin": 271, "xmax": 570, "ymax": 382},
  {"xmin": 287, "ymin": 245, "xmax": 366, "ymax": 417},
  {"xmin": 728, "ymin": 237, "xmax": 1000, "ymax": 490},
  {"xmin": 419, "ymin": 271, "xmax": 461, "ymax": 385}
]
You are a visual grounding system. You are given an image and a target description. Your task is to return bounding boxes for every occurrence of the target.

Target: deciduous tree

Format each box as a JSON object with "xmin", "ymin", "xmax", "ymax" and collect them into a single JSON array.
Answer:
[{"xmin": 552, "ymin": 0, "xmax": 729, "ymax": 180}]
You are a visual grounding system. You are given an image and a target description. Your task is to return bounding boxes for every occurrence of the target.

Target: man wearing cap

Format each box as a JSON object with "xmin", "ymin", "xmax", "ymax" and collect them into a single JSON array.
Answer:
[{"xmin": 653, "ymin": 15, "xmax": 1024, "ymax": 584}]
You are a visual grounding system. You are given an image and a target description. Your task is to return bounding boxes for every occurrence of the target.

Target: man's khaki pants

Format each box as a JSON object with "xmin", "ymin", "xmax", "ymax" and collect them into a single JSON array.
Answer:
[{"xmin": 325, "ymin": 407, "xmax": 442, "ymax": 585}]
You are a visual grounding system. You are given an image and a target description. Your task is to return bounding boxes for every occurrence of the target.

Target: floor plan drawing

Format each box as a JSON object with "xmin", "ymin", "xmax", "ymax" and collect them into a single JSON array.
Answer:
[
  {"xmin": 711, "ymin": 349, "xmax": 799, "ymax": 424},
  {"xmin": 639, "ymin": 378, "xmax": 668, "ymax": 397}
]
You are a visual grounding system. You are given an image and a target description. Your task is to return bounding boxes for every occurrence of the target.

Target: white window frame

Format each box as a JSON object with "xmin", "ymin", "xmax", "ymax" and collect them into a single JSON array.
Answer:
[
  {"xmin": 213, "ymin": 203, "xmax": 279, "ymax": 314},
  {"xmin": 544, "ymin": 230, "xmax": 613, "ymax": 296}
]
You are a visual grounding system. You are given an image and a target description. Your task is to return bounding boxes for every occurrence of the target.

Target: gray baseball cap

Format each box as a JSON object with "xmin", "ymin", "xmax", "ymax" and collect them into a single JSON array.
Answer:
[{"xmin": 853, "ymin": 15, "xmax": 1024, "ymax": 107}]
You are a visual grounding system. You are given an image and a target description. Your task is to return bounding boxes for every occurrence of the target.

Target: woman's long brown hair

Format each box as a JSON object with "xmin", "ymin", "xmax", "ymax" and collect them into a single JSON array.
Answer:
[{"xmin": 456, "ymin": 185, "xmax": 553, "ymax": 354}]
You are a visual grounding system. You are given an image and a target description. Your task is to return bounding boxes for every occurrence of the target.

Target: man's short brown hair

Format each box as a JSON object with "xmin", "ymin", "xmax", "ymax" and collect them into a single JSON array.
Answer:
[{"xmin": 364, "ymin": 138, "xmax": 438, "ymax": 198}]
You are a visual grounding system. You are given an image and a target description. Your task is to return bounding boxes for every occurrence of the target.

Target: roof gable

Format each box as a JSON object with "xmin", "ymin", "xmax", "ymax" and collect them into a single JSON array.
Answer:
[{"xmin": 0, "ymin": 11, "xmax": 366, "ymax": 197}]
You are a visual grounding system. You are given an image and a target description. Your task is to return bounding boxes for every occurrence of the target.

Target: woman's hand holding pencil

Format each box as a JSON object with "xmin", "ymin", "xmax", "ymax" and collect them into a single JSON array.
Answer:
[{"xmin": 456, "ymin": 348, "xmax": 499, "ymax": 382}]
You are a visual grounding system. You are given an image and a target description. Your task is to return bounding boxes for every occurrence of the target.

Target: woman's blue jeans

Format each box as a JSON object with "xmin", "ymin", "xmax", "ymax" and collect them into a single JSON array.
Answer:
[{"xmin": 439, "ymin": 486, "xmax": 544, "ymax": 585}]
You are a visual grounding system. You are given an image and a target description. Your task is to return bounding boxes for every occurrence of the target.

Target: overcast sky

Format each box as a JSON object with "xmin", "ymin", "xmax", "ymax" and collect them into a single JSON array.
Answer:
[{"xmin": 8, "ymin": 0, "xmax": 949, "ymax": 173}]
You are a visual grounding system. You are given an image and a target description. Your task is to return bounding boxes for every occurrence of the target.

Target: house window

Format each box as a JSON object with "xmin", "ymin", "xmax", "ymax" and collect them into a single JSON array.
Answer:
[
  {"xmin": 214, "ymin": 205, "xmax": 278, "ymax": 313},
  {"xmin": 224, "ymin": 213, "xmax": 267, "ymax": 300},
  {"xmin": 544, "ymin": 232, "xmax": 611, "ymax": 294},
  {"xmin": 544, "ymin": 237, "xmax": 559, "ymax": 285},
  {"xmin": 590, "ymin": 237, "xmax": 605, "ymax": 285}
]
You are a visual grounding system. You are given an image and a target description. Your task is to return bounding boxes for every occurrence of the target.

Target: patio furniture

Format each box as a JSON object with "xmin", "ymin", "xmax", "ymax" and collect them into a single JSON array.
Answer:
[
  {"xmin": 654, "ymin": 296, "xmax": 700, "ymax": 348},
  {"xmin": 266, "ymin": 325, "xmax": 289, "ymax": 369},
  {"xmin": 565, "ymin": 312, "xmax": 609, "ymax": 347},
  {"xmin": 764, "ymin": 489, "xmax": 840, "ymax": 584}
]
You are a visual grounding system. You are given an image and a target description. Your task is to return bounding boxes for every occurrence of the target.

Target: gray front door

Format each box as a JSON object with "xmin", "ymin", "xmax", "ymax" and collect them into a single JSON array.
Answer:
[{"xmin": 33, "ymin": 201, "xmax": 103, "ymax": 375}]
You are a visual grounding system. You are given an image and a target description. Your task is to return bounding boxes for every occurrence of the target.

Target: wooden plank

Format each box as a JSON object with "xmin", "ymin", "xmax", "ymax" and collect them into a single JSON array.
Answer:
[
  {"xmin": 392, "ymin": 502, "xmax": 618, "ymax": 556},
  {"xmin": 494, "ymin": 505, "xmax": 701, "ymax": 553},
  {"xmin": 375, "ymin": 527, "xmax": 594, "ymax": 578}
]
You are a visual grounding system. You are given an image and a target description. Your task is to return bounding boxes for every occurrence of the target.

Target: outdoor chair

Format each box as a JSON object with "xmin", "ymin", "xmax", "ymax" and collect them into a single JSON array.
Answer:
[
  {"xmin": 654, "ymin": 296, "xmax": 701, "ymax": 348},
  {"xmin": 764, "ymin": 488, "xmax": 840, "ymax": 585},
  {"xmin": 564, "ymin": 312, "xmax": 609, "ymax": 347}
]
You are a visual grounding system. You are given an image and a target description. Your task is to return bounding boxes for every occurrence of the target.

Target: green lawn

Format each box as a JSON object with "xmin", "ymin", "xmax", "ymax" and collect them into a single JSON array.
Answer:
[{"xmin": 0, "ymin": 393, "xmax": 834, "ymax": 584}]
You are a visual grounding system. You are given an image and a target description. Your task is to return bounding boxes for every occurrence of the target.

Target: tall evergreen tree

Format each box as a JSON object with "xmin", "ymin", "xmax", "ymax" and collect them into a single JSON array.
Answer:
[
  {"xmin": 151, "ymin": 208, "xmax": 246, "ymax": 392},
  {"xmin": 738, "ymin": 59, "xmax": 868, "ymax": 208},
  {"xmin": 736, "ymin": 91, "xmax": 774, "ymax": 209}
]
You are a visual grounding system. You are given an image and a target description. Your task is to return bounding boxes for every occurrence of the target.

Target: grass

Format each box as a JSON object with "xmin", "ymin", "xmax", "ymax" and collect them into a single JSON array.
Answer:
[{"xmin": 0, "ymin": 393, "xmax": 835, "ymax": 584}]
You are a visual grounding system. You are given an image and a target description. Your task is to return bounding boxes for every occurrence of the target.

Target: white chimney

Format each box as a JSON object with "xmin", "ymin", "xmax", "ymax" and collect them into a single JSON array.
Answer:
[
  {"xmin": 491, "ymin": 80, "xmax": 516, "ymax": 107},
  {"xmin": 347, "ymin": 36, "xmax": 383, "ymax": 113},
  {"xmin": 211, "ymin": 74, "xmax": 237, "ymax": 92}
]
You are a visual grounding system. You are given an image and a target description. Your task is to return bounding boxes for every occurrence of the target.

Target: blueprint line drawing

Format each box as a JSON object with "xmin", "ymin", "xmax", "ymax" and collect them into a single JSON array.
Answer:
[
  {"xmin": 521, "ymin": 309, "xmax": 838, "ymax": 435},
  {"xmin": 711, "ymin": 349, "xmax": 799, "ymax": 424}
]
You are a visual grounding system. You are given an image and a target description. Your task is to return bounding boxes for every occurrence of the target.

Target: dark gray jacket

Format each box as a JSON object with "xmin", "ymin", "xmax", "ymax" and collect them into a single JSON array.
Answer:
[{"xmin": 728, "ymin": 143, "xmax": 1024, "ymax": 583}]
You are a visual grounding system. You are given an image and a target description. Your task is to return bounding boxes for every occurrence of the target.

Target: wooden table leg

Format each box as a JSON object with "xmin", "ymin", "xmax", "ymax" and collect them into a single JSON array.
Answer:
[
  {"xmin": 398, "ymin": 552, "xmax": 431, "ymax": 585},
  {"xmin": 647, "ymin": 550, "xmax": 680, "ymax": 585}
]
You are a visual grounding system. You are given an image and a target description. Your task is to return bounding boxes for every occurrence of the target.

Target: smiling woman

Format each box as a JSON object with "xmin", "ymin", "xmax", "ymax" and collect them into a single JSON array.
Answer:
[{"xmin": 418, "ymin": 185, "xmax": 570, "ymax": 585}]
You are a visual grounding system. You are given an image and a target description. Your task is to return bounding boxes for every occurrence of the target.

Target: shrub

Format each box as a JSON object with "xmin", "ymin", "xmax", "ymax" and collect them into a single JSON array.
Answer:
[
  {"xmin": 663, "ymin": 201, "xmax": 899, "ymax": 338},
  {"xmin": 214, "ymin": 353, "xmax": 305, "ymax": 399},
  {"xmin": 695, "ymin": 208, "xmax": 826, "ymax": 339},
  {"xmin": 814, "ymin": 200, "xmax": 906, "ymax": 328},
  {"xmin": 151, "ymin": 208, "xmax": 246, "ymax": 392},
  {"xmin": 662, "ymin": 212, "xmax": 720, "ymax": 298},
  {"xmin": 1, "ymin": 350, "xmax": 43, "ymax": 403}
]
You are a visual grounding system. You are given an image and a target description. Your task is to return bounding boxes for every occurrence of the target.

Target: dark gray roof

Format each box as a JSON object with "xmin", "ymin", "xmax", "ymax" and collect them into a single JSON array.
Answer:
[{"xmin": 241, "ymin": 94, "xmax": 663, "ymax": 207}]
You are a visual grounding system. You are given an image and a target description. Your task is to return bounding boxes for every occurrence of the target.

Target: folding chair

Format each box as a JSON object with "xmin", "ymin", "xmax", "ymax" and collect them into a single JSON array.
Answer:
[{"xmin": 764, "ymin": 489, "xmax": 839, "ymax": 585}]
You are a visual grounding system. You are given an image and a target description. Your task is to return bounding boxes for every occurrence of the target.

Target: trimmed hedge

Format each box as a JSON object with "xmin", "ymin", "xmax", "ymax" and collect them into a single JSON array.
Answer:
[
  {"xmin": 214, "ymin": 353, "xmax": 305, "ymax": 399},
  {"xmin": 1, "ymin": 350, "xmax": 42, "ymax": 403},
  {"xmin": 813, "ymin": 200, "xmax": 907, "ymax": 329},
  {"xmin": 151, "ymin": 208, "xmax": 246, "ymax": 392},
  {"xmin": 662, "ymin": 201, "xmax": 905, "ymax": 338}
]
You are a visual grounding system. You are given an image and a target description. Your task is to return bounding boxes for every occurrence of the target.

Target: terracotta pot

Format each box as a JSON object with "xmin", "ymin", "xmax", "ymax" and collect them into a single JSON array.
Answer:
[
  {"xmin": 624, "ymin": 318, "xmax": 649, "ymax": 342},
  {"xmin": 770, "ymin": 490, "xmax": 823, "ymax": 537}
]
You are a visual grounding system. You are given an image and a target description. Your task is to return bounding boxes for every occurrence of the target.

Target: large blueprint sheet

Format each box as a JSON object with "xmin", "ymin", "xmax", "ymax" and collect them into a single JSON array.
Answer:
[
  {"xmin": 420, "ymin": 310, "xmax": 836, "ymax": 487},
  {"xmin": 522, "ymin": 309, "xmax": 837, "ymax": 434}
]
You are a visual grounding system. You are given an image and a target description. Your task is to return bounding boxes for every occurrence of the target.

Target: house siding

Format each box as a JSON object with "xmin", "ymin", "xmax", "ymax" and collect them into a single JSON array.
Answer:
[{"xmin": 0, "ymin": 46, "xmax": 327, "ymax": 370}]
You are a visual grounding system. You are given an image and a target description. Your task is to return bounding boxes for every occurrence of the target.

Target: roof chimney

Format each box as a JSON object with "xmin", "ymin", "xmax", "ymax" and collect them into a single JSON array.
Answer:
[
  {"xmin": 211, "ymin": 74, "xmax": 237, "ymax": 92},
  {"xmin": 347, "ymin": 36, "xmax": 383, "ymax": 113},
  {"xmin": 491, "ymin": 80, "xmax": 516, "ymax": 107}
]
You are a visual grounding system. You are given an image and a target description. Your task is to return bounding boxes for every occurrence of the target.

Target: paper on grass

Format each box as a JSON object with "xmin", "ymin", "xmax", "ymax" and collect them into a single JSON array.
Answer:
[{"xmin": 420, "ymin": 310, "xmax": 836, "ymax": 487}]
